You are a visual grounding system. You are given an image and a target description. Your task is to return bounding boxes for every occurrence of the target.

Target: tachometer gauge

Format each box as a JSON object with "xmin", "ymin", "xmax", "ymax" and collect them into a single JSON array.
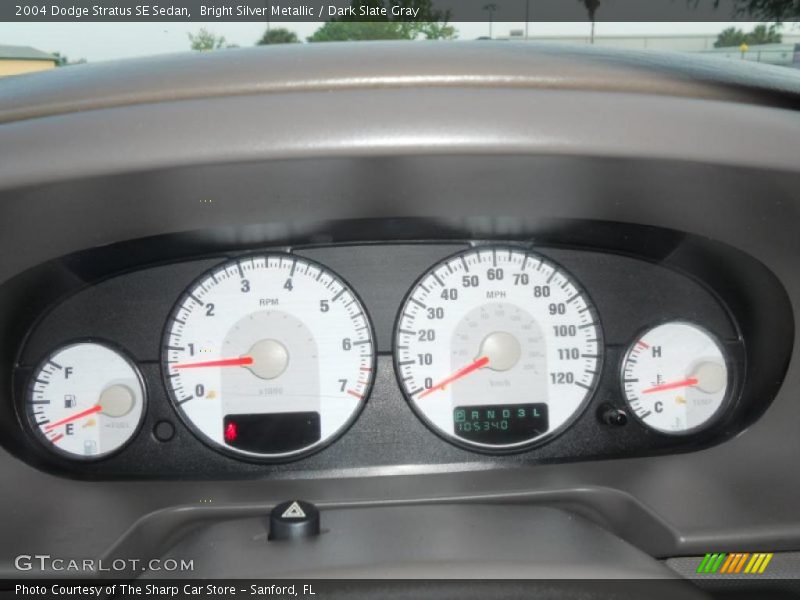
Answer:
[
  {"xmin": 394, "ymin": 247, "xmax": 603, "ymax": 452},
  {"xmin": 621, "ymin": 321, "xmax": 730, "ymax": 435},
  {"xmin": 162, "ymin": 255, "xmax": 375, "ymax": 461},
  {"xmin": 25, "ymin": 342, "xmax": 145, "ymax": 460}
]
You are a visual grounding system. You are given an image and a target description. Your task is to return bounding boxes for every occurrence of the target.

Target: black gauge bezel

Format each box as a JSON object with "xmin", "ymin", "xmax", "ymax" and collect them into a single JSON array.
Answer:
[
  {"xmin": 23, "ymin": 339, "xmax": 148, "ymax": 462},
  {"xmin": 392, "ymin": 244, "xmax": 605, "ymax": 455},
  {"xmin": 160, "ymin": 252, "xmax": 378, "ymax": 463},
  {"xmin": 619, "ymin": 320, "xmax": 736, "ymax": 437}
]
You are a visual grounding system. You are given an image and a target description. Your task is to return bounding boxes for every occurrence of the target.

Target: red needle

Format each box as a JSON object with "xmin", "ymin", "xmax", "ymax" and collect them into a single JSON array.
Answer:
[
  {"xmin": 418, "ymin": 356, "xmax": 490, "ymax": 398},
  {"xmin": 172, "ymin": 356, "xmax": 254, "ymax": 369},
  {"xmin": 641, "ymin": 377, "xmax": 699, "ymax": 394},
  {"xmin": 45, "ymin": 405, "xmax": 102, "ymax": 431}
]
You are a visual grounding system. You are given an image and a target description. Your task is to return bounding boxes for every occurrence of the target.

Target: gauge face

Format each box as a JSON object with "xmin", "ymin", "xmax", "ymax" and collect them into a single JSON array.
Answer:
[
  {"xmin": 394, "ymin": 247, "xmax": 603, "ymax": 451},
  {"xmin": 621, "ymin": 322, "xmax": 729, "ymax": 435},
  {"xmin": 162, "ymin": 255, "xmax": 375, "ymax": 460},
  {"xmin": 25, "ymin": 342, "xmax": 145, "ymax": 460}
]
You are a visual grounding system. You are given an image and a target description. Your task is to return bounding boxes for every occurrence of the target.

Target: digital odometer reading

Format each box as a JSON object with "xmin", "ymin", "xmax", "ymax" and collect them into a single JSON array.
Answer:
[
  {"xmin": 454, "ymin": 404, "xmax": 548, "ymax": 445},
  {"xmin": 394, "ymin": 246, "xmax": 603, "ymax": 451},
  {"xmin": 162, "ymin": 255, "xmax": 375, "ymax": 461}
]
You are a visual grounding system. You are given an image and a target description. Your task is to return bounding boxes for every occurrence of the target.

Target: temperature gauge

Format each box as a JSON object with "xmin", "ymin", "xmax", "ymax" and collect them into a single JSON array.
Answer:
[
  {"xmin": 621, "ymin": 322, "xmax": 730, "ymax": 435},
  {"xmin": 25, "ymin": 342, "xmax": 146, "ymax": 460}
]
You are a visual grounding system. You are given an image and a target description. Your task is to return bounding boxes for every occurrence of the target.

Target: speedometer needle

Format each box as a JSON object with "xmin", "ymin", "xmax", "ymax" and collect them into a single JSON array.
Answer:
[
  {"xmin": 172, "ymin": 357, "xmax": 254, "ymax": 369},
  {"xmin": 641, "ymin": 377, "xmax": 698, "ymax": 394},
  {"xmin": 418, "ymin": 356, "xmax": 490, "ymax": 398},
  {"xmin": 44, "ymin": 405, "xmax": 102, "ymax": 431}
]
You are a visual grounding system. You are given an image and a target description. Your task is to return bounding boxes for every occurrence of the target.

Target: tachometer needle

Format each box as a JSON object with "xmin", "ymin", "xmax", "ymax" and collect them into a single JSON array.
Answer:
[
  {"xmin": 44, "ymin": 404, "xmax": 102, "ymax": 431},
  {"xmin": 641, "ymin": 377, "xmax": 698, "ymax": 394},
  {"xmin": 172, "ymin": 357, "xmax": 254, "ymax": 369},
  {"xmin": 418, "ymin": 356, "xmax": 490, "ymax": 398}
]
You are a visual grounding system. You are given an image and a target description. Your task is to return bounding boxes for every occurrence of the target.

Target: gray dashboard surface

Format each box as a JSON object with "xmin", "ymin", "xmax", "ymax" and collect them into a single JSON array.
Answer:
[
  {"xmin": 143, "ymin": 505, "xmax": 685, "ymax": 579},
  {"xmin": 0, "ymin": 43, "xmax": 799, "ymax": 577}
]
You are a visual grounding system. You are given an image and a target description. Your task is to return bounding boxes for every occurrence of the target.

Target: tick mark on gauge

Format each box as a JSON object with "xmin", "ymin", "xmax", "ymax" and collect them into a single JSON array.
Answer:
[
  {"xmin": 346, "ymin": 390, "xmax": 363, "ymax": 399},
  {"xmin": 189, "ymin": 293, "xmax": 204, "ymax": 306},
  {"xmin": 574, "ymin": 381, "xmax": 592, "ymax": 390},
  {"xmin": 47, "ymin": 360, "xmax": 63, "ymax": 370},
  {"xmin": 332, "ymin": 289, "xmax": 345, "ymax": 302},
  {"xmin": 409, "ymin": 297, "xmax": 427, "ymax": 309},
  {"xmin": 177, "ymin": 395, "xmax": 194, "ymax": 405},
  {"xmin": 433, "ymin": 273, "xmax": 445, "ymax": 286}
]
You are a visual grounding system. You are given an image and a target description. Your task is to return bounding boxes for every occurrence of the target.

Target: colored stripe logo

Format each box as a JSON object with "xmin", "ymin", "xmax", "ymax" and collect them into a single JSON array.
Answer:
[{"xmin": 696, "ymin": 553, "xmax": 773, "ymax": 574}]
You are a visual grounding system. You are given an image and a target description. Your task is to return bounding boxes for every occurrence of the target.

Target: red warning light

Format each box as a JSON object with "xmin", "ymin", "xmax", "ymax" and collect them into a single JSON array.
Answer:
[{"xmin": 224, "ymin": 421, "xmax": 238, "ymax": 442}]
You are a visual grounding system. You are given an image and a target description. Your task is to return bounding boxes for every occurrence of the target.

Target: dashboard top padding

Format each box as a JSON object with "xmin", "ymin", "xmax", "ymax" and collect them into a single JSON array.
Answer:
[{"xmin": 2, "ymin": 41, "xmax": 800, "ymax": 125}]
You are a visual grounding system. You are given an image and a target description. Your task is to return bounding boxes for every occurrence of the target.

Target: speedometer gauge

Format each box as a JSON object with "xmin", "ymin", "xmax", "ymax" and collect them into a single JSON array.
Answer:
[
  {"xmin": 162, "ymin": 255, "xmax": 375, "ymax": 461},
  {"xmin": 394, "ymin": 247, "xmax": 603, "ymax": 452}
]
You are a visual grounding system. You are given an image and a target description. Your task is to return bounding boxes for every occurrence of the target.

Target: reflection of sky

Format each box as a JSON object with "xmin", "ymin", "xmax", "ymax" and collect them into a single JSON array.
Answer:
[{"xmin": 0, "ymin": 21, "xmax": 786, "ymax": 63}]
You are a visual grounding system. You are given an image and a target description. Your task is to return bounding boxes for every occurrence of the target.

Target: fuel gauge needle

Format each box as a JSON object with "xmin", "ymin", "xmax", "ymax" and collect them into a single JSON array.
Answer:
[
  {"xmin": 44, "ymin": 405, "xmax": 102, "ymax": 431},
  {"xmin": 172, "ymin": 357, "xmax": 254, "ymax": 369},
  {"xmin": 418, "ymin": 356, "xmax": 490, "ymax": 398},
  {"xmin": 641, "ymin": 377, "xmax": 698, "ymax": 394}
]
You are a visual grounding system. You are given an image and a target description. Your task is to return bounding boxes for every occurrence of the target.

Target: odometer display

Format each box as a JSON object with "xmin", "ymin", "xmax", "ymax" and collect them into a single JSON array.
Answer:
[
  {"xmin": 162, "ymin": 255, "xmax": 375, "ymax": 461},
  {"xmin": 394, "ymin": 247, "xmax": 603, "ymax": 451}
]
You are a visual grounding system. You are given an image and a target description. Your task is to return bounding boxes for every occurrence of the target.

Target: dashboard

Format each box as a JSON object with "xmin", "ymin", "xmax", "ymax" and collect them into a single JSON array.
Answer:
[{"xmin": 1, "ymin": 42, "xmax": 800, "ymax": 588}]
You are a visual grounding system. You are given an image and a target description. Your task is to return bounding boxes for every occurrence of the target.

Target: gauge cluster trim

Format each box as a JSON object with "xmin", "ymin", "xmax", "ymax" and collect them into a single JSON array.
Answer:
[{"xmin": 1, "ymin": 220, "xmax": 786, "ymax": 480}]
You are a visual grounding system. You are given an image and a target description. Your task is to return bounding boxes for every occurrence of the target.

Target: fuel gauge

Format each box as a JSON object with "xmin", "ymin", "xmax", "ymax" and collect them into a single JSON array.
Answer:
[
  {"xmin": 621, "ymin": 322, "xmax": 730, "ymax": 435},
  {"xmin": 25, "ymin": 342, "xmax": 146, "ymax": 460}
]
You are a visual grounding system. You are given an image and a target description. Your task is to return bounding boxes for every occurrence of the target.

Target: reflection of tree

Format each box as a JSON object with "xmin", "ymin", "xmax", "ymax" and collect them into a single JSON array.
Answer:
[
  {"xmin": 188, "ymin": 28, "xmax": 237, "ymax": 51},
  {"xmin": 712, "ymin": 0, "xmax": 800, "ymax": 20},
  {"xmin": 257, "ymin": 28, "xmax": 300, "ymax": 45},
  {"xmin": 714, "ymin": 24, "xmax": 783, "ymax": 47},
  {"xmin": 578, "ymin": 0, "xmax": 601, "ymax": 44},
  {"xmin": 308, "ymin": 0, "xmax": 456, "ymax": 42}
]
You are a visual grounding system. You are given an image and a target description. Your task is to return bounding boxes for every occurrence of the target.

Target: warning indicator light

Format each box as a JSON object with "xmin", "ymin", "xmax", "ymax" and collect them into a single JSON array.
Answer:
[{"xmin": 224, "ymin": 421, "xmax": 238, "ymax": 442}]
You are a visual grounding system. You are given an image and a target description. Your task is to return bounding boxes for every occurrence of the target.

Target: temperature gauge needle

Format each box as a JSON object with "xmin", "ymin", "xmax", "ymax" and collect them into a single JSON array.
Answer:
[
  {"xmin": 44, "ymin": 404, "xmax": 102, "ymax": 431},
  {"xmin": 418, "ymin": 356, "xmax": 490, "ymax": 398},
  {"xmin": 641, "ymin": 377, "xmax": 698, "ymax": 394},
  {"xmin": 172, "ymin": 356, "xmax": 254, "ymax": 369}
]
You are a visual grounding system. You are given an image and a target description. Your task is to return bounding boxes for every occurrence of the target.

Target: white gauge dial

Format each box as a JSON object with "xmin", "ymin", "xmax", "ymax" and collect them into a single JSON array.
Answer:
[
  {"xmin": 621, "ymin": 322, "xmax": 729, "ymax": 435},
  {"xmin": 162, "ymin": 255, "xmax": 375, "ymax": 460},
  {"xmin": 394, "ymin": 247, "xmax": 603, "ymax": 451},
  {"xmin": 26, "ymin": 342, "xmax": 145, "ymax": 460}
]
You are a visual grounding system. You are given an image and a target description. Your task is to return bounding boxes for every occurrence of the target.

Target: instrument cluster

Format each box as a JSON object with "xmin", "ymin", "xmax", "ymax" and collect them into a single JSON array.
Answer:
[{"xmin": 7, "ymin": 233, "xmax": 788, "ymax": 478}]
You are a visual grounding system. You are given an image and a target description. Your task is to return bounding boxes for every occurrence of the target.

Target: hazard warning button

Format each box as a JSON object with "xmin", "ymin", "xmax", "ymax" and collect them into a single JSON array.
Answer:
[{"xmin": 268, "ymin": 500, "xmax": 320, "ymax": 541}]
